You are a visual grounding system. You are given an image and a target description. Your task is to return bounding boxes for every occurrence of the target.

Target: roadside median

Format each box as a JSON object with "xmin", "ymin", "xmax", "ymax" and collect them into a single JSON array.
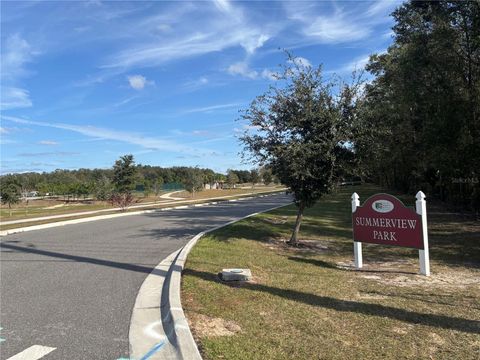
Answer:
[{"xmin": 0, "ymin": 189, "xmax": 286, "ymax": 236}]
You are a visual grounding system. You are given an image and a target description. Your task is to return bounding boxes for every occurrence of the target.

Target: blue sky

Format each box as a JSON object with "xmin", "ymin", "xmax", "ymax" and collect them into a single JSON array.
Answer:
[{"xmin": 1, "ymin": 0, "xmax": 401, "ymax": 174}]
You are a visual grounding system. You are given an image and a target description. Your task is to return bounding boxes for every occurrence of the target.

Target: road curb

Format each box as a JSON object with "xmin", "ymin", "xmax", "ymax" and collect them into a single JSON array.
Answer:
[
  {"xmin": 129, "ymin": 200, "xmax": 292, "ymax": 359},
  {"xmin": 0, "ymin": 190, "xmax": 286, "ymax": 237}
]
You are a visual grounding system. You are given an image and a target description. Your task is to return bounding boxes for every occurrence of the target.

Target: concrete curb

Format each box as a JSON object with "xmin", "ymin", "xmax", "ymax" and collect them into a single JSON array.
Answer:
[
  {"xmin": 0, "ymin": 191, "xmax": 285, "ymax": 237},
  {"xmin": 129, "ymin": 200, "xmax": 292, "ymax": 359}
]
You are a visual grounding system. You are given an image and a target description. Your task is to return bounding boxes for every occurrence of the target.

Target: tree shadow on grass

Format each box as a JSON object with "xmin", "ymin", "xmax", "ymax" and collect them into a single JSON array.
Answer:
[
  {"xmin": 287, "ymin": 256, "xmax": 340, "ymax": 270},
  {"xmin": 208, "ymin": 222, "xmax": 281, "ymax": 243},
  {"xmin": 183, "ymin": 268, "xmax": 480, "ymax": 335},
  {"xmin": 286, "ymin": 255, "xmax": 416, "ymax": 274},
  {"xmin": 360, "ymin": 290, "xmax": 480, "ymax": 310}
]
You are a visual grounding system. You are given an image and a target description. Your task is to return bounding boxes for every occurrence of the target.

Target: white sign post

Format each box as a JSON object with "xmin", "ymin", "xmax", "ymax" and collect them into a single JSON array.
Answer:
[
  {"xmin": 415, "ymin": 191, "xmax": 430, "ymax": 276},
  {"xmin": 352, "ymin": 192, "xmax": 362, "ymax": 269}
]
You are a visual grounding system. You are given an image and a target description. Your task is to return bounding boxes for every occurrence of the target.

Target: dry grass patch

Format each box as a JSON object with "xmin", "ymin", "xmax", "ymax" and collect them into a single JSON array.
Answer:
[{"xmin": 188, "ymin": 313, "xmax": 242, "ymax": 338}]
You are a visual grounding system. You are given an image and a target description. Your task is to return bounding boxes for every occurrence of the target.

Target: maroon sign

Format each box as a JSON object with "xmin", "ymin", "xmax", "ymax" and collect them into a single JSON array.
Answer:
[{"xmin": 353, "ymin": 193, "xmax": 423, "ymax": 249}]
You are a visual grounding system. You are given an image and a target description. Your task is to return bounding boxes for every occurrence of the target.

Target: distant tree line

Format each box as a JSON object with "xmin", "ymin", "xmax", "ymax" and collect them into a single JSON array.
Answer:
[
  {"xmin": 0, "ymin": 158, "xmax": 275, "ymax": 206},
  {"xmin": 226, "ymin": 168, "xmax": 278, "ymax": 187}
]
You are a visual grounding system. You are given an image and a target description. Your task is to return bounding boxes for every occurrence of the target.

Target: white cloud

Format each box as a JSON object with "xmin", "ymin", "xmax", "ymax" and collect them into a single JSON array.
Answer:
[
  {"xmin": 191, "ymin": 130, "xmax": 211, "ymax": 136},
  {"xmin": 1, "ymin": 34, "xmax": 37, "ymax": 110},
  {"xmin": 261, "ymin": 69, "xmax": 278, "ymax": 81},
  {"xmin": 197, "ymin": 77, "xmax": 209, "ymax": 85},
  {"xmin": 241, "ymin": 34, "xmax": 270, "ymax": 55},
  {"xmin": 288, "ymin": 56, "xmax": 312, "ymax": 68},
  {"xmin": 383, "ymin": 30, "xmax": 395, "ymax": 39},
  {"xmin": 103, "ymin": 3, "xmax": 273, "ymax": 69},
  {"xmin": 1, "ymin": 34, "xmax": 35, "ymax": 81},
  {"xmin": 343, "ymin": 55, "xmax": 371, "ymax": 73},
  {"xmin": 0, "ymin": 87, "xmax": 32, "ymax": 110},
  {"xmin": 328, "ymin": 50, "xmax": 386, "ymax": 75},
  {"xmin": 285, "ymin": 2, "xmax": 399, "ymax": 45},
  {"xmin": 105, "ymin": 30, "xmax": 269, "ymax": 69},
  {"xmin": 305, "ymin": 13, "xmax": 371, "ymax": 44},
  {"xmin": 366, "ymin": 1, "xmax": 400, "ymax": 17},
  {"xmin": 228, "ymin": 62, "xmax": 258, "ymax": 79},
  {"xmin": 234, "ymin": 124, "xmax": 260, "ymax": 134},
  {"xmin": 127, "ymin": 74, "xmax": 153, "ymax": 90},
  {"xmin": 112, "ymin": 96, "xmax": 139, "ymax": 108},
  {"xmin": 213, "ymin": 0, "xmax": 232, "ymax": 13},
  {"xmin": 182, "ymin": 102, "xmax": 241, "ymax": 114},
  {"xmin": 181, "ymin": 76, "xmax": 209, "ymax": 92},
  {"xmin": 38, "ymin": 140, "xmax": 59, "ymax": 145},
  {"xmin": 74, "ymin": 26, "xmax": 91, "ymax": 33},
  {"xmin": 171, "ymin": 129, "xmax": 215, "ymax": 138},
  {"xmin": 156, "ymin": 24, "xmax": 172, "ymax": 32},
  {"xmin": 2, "ymin": 115, "xmax": 212, "ymax": 155}
]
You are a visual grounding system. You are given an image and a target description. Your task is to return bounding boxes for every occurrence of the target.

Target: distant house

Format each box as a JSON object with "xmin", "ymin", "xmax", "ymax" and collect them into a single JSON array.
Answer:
[
  {"xmin": 23, "ymin": 191, "xmax": 39, "ymax": 198},
  {"xmin": 204, "ymin": 181, "xmax": 224, "ymax": 190}
]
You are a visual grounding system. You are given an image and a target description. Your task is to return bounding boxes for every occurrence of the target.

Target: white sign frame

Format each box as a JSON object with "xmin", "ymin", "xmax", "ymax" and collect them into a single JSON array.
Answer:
[{"xmin": 352, "ymin": 191, "xmax": 430, "ymax": 276}]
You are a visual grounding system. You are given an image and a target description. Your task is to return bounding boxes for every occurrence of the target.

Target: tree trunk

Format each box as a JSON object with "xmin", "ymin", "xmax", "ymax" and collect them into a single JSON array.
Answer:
[{"xmin": 289, "ymin": 202, "xmax": 305, "ymax": 245}]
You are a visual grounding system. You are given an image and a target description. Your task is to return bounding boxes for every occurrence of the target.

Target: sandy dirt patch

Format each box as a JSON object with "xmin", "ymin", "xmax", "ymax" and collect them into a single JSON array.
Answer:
[{"xmin": 188, "ymin": 313, "xmax": 241, "ymax": 338}]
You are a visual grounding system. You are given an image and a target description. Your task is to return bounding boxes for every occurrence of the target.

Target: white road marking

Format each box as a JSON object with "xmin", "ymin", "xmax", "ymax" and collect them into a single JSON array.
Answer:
[{"xmin": 7, "ymin": 345, "xmax": 56, "ymax": 360}]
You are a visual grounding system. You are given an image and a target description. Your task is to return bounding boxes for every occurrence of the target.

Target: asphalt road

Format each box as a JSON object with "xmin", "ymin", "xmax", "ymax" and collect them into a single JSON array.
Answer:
[{"xmin": 0, "ymin": 194, "xmax": 291, "ymax": 360}]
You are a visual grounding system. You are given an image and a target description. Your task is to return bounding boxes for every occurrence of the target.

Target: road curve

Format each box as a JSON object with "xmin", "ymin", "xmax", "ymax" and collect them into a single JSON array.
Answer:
[{"xmin": 0, "ymin": 193, "xmax": 291, "ymax": 360}]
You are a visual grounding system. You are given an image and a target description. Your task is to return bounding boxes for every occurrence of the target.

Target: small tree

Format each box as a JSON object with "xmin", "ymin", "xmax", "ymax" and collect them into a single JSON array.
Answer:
[
  {"xmin": 110, "ymin": 192, "xmax": 138, "ymax": 211},
  {"xmin": 111, "ymin": 154, "xmax": 138, "ymax": 210},
  {"xmin": 1, "ymin": 183, "xmax": 21, "ymax": 216},
  {"xmin": 143, "ymin": 178, "xmax": 152, "ymax": 198},
  {"xmin": 250, "ymin": 169, "xmax": 260, "ymax": 189},
  {"xmin": 261, "ymin": 167, "xmax": 273, "ymax": 185},
  {"xmin": 240, "ymin": 54, "xmax": 359, "ymax": 245},
  {"xmin": 152, "ymin": 178, "xmax": 164, "ymax": 196},
  {"xmin": 94, "ymin": 176, "xmax": 113, "ymax": 202},
  {"xmin": 226, "ymin": 170, "xmax": 239, "ymax": 189},
  {"xmin": 183, "ymin": 167, "xmax": 204, "ymax": 197},
  {"xmin": 113, "ymin": 154, "xmax": 137, "ymax": 193}
]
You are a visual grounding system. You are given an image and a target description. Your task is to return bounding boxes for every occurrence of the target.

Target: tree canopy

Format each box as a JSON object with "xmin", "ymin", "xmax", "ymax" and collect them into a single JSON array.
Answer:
[
  {"xmin": 240, "ymin": 54, "xmax": 360, "ymax": 244},
  {"xmin": 356, "ymin": 0, "xmax": 480, "ymax": 211}
]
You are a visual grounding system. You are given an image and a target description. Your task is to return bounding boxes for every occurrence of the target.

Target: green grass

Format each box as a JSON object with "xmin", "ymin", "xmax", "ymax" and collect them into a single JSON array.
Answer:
[{"xmin": 182, "ymin": 184, "xmax": 480, "ymax": 360}]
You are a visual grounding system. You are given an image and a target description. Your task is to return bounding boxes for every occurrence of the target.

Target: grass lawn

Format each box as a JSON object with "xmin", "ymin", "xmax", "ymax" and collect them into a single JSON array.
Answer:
[{"xmin": 182, "ymin": 184, "xmax": 480, "ymax": 360}]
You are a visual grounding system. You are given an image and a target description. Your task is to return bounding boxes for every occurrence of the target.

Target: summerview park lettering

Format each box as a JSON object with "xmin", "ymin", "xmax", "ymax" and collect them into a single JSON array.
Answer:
[{"xmin": 352, "ymin": 192, "xmax": 430, "ymax": 276}]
